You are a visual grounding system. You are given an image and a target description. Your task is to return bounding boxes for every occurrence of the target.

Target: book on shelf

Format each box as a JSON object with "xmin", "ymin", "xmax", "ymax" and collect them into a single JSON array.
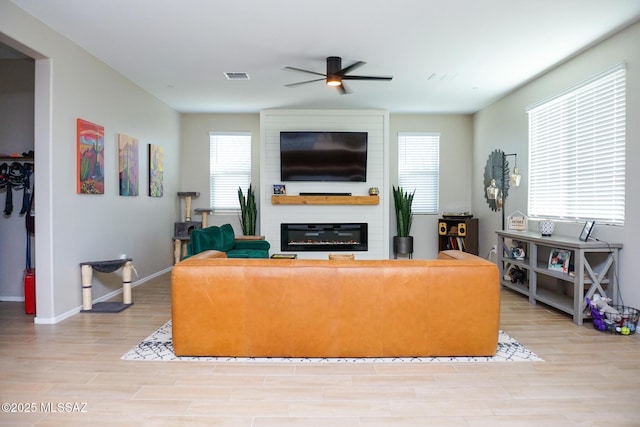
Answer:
[{"xmin": 446, "ymin": 236, "xmax": 467, "ymax": 252}]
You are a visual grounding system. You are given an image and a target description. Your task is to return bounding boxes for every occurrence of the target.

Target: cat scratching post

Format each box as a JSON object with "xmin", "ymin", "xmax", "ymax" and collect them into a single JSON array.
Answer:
[
  {"xmin": 177, "ymin": 192, "xmax": 200, "ymax": 221},
  {"xmin": 194, "ymin": 208, "xmax": 214, "ymax": 228},
  {"xmin": 80, "ymin": 258, "xmax": 134, "ymax": 313},
  {"xmin": 173, "ymin": 192, "xmax": 203, "ymax": 264},
  {"xmin": 122, "ymin": 261, "xmax": 133, "ymax": 304}
]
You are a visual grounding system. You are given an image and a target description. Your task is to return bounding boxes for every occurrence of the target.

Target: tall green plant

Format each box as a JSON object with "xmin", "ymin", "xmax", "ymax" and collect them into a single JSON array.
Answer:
[
  {"xmin": 238, "ymin": 184, "xmax": 257, "ymax": 235},
  {"xmin": 393, "ymin": 186, "xmax": 415, "ymax": 237}
]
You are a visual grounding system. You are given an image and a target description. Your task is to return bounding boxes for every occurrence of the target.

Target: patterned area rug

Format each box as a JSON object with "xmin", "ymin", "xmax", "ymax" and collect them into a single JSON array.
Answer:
[{"xmin": 121, "ymin": 321, "xmax": 543, "ymax": 363}]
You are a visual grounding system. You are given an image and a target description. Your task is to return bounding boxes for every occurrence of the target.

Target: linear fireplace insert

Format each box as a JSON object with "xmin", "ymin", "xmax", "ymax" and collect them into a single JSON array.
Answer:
[{"xmin": 281, "ymin": 223, "xmax": 368, "ymax": 252}]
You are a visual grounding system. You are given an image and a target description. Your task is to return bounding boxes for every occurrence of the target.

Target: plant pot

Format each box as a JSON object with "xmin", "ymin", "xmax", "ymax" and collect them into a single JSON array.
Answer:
[{"xmin": 393, "ymin": 236, "xmax": 414, "ymax": 257}]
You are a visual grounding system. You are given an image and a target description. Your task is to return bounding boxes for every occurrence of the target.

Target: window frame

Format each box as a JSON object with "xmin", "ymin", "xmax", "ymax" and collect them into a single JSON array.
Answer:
[
  {"xmin": 526, "ymin": 63, "xmax": 626, "ymax": 226},
  {"xmin": 397, "ymin": 132, "xmax": 440, "ymax": 215},
  {"xmin": 209, "ymin": 131, "xmax": 252, "ymax": 212}
]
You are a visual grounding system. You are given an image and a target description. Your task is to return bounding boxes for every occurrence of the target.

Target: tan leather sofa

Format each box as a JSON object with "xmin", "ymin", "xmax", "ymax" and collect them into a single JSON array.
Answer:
[{"xmin": 171, "ymin": 250, "xmax": 500, "ymax": 357}]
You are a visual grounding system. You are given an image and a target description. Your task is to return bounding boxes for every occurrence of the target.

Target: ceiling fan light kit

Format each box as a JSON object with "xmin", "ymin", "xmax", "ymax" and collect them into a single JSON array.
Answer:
[
  {"xmin": 326, "ymin": 77, "xmax": 342, "ymax": 87},
  {"xmin": 285, "ymin": 56, "xmax": 392, "ymax": 94}
]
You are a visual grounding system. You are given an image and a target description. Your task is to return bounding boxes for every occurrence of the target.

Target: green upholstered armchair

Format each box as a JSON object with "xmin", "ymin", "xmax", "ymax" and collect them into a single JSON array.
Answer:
[{"xmin": 185, "ymin": 224, "xmax": 270, "ymax": 259}]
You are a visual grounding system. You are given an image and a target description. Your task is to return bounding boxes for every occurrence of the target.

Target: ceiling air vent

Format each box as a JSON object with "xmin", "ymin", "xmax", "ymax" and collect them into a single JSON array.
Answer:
[{"xmin": 224, "ymin": 72, "xmax": 250, "ymax": 81}]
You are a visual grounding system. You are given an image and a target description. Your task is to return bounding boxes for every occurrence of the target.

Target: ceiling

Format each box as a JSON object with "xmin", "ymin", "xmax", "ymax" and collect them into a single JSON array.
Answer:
[{"xmin": 7, "ymin": 0, "xmax": 640, "ymax": 114}]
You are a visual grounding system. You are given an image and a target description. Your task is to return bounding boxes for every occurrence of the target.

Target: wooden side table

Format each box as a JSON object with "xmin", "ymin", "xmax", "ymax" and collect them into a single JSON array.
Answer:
[
  {"xmin": 234, "ymin": 235, "xmax": 265, "ymax": 241},
  {"xmin": 173, "ymin": 237, "xmax": 190, "ymax": 264}
]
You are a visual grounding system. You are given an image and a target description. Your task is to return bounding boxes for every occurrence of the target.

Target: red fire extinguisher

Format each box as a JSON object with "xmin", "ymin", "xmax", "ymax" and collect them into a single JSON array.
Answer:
[{"xmin": 24, "ymin": 186, "xmax": 35, "ymax": 314}]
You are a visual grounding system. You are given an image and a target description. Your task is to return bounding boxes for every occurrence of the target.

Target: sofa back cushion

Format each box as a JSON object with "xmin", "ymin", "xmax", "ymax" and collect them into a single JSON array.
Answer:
[
  {"xmin": 190, "ymin": 224, "xmax": 236, "ymax": 254},
  {"xmin": 218, "ymin": 224, "xmax": 236, "ymax": 252}
]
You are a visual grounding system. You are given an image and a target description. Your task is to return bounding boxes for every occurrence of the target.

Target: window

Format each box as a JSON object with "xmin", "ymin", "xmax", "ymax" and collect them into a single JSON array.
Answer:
[
  {"xmin": 209, "ymin": 132, "xmax": 251, "ymax": 211},
  {"xmin": 397, "ymin": 132, "xmax": 440, "ymax": 214},
  {"xmin": 527, "ymin": 64, "xmax": 626, "ymax": 225}
]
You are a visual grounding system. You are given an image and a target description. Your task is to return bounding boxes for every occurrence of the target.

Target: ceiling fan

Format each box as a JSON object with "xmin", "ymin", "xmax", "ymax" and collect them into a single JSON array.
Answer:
[{"xmin": 284, "ymin": 56, "xmax": 392, "ymax": 94}]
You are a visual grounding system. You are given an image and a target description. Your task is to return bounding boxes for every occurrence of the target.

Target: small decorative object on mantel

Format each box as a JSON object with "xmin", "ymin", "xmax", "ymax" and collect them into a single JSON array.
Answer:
[
  {"xmin": 273, "ymin": 184, "xmax": 286, "ymax": 194},
  {"xmin": 538, "ymin": 219, "xmax": 555, "ymax": 236},
  {"xmin": 507, "ymin": 210, "xmax": 527, "ymax": 231},
  {"xmin": 368, "ymin": 187, "xmax": 379, "ymax": 196}
]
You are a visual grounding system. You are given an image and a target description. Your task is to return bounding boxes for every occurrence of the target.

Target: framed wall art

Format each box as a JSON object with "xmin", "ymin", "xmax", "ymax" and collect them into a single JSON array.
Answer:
[
  {"xmin": 118, "ymin": 134, "xmax": 139, "ymax": 196},
  {"xmin": 77, "ymin": 119, "xmax": 105, "ymax": 194},
  {"xmin": 148, "ymin": 144, "xmax": 164, "ymax": 197}
]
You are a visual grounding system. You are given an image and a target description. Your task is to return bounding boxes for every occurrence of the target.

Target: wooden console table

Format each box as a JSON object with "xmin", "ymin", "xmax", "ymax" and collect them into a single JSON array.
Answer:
[{"xmin": 496, "ymin": 230, "xmax": 622, "ymax": 325}]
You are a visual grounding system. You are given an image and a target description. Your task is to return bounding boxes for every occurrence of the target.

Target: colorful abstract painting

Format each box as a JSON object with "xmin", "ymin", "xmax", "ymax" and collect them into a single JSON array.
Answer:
[
  {"xmin": 148, "ymin": 144, "xmax": 164, "ymax": 197},
  {"xmin": 77, "ymin": 119, "xmax": 105, "ymax": 194},
  {"xmin": 118, "ymin": 134, "xmax": 139, "ymax": 196}
]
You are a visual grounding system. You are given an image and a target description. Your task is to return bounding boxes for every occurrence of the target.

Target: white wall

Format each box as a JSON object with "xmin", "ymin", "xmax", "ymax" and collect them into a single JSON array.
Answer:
[
  {"xmin": 389, "ymin": 114, "xmax": 474, "ymax": 259},
  {"xmin": 1, "ymin": 2, "xmax": 181, "ymax": 323},
  {"xmin": 260, "ymin": 110, "xmax": 389, "ymax": 259},
  {"xmin": 179, "ymin": 113, "xmax": 261, "ymax": 232},
  {"xmin": 473, "ymin": 21, "xmax": 640, "ymax": 308},
  {"xmin": 179, "ymin": 112, "xmax": 473, "ymax": 260},
  {"xmin": 0, "ymin": 58, "xmax": 34, "ymax": 300}
]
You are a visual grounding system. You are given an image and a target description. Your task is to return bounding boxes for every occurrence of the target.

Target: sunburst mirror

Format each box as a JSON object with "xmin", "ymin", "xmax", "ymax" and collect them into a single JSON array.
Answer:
[{"xmin": 483, "ymin": 149, "xmax": 511, "ymax": 211}]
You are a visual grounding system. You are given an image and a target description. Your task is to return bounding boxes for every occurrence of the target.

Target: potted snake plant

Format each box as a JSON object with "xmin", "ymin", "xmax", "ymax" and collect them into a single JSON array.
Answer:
[
  {"xmin": 392, "ymin": 185, "xmax": 415, "ymax": 257},
  {"xmin": 238, "ymin": 184, "xmax": 257, "ymax": 235}
]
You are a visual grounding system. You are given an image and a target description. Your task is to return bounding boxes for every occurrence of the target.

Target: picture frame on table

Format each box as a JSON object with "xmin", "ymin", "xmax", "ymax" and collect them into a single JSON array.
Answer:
[
  {"xmin": 548, "ymin": 249, "xmax": 571, "ymax": 273},
  {"xmin": 579, "ymin": 220, "xmax": 595, "ymax": 242}
]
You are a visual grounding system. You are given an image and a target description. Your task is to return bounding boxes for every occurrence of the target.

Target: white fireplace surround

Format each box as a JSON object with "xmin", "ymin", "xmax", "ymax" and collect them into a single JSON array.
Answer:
[{"xmin": 260, "ymin": 110, "xmax": 390, "ymax": 259}]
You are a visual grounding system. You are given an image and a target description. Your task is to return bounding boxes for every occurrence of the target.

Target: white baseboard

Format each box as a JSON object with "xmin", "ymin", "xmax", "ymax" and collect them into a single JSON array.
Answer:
[
  {"xmin": 34, "ymin": 266, "xmax": 173, "ymax": 324},
  {"xmin": 0, "ymin": 296, "xmax": 25, "ymax": 302}
]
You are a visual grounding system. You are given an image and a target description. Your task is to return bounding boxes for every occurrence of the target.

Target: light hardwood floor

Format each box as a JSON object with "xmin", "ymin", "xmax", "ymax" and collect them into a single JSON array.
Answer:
[{"xmin": 1, "ymin": 272, "xmax": 639, "ymax": 427}]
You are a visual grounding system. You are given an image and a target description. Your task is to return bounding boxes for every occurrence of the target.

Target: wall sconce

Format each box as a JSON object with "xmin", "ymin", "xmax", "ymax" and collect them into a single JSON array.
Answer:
[
  {"xmin": 501, "ymin": 152, "xmax": 520, "ymax": 229},
  {"xmin": 486, "ymin": 179, "xmax": 499, "ymax": 200},
  {"xmin": 510, "ymin": 156, "xmax": 521, "ymax": 187}
]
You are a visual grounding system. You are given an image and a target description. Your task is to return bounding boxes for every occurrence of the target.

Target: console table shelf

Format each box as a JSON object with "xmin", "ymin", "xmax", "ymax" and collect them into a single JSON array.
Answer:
[
  {"xmin": 496, "ymin": 230, "xmax": 622, "ymax": 325},
  {"xmin": 271, "ymin": 195, "xmax": 379, "ymax": 205}
]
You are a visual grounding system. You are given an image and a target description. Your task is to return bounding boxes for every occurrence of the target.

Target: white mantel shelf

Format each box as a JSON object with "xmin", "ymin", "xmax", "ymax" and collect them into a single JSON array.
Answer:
[{"xmin": 271, "ymin": 195, "xmax": 379, "ymax": 205}]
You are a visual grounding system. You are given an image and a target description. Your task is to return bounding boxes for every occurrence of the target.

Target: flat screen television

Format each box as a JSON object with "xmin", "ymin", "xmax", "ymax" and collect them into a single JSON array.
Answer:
[{"xmin": 280, "ymin": 131, "xmax": 367, "ymax": 182}]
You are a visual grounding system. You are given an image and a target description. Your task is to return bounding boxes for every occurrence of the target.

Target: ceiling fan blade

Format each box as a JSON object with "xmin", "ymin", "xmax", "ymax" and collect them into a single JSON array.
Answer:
[
  {"xmin": 337, "ymin": 83, "xmax": 349, "ymax": 95},
  {"xmin": 342, "ymin": 75, "xmax": 393, "ymax": 81},
  {"xmin": 284, "ymin": 77, "xmax": 326, "ymax": 87},
  {"xmin": 284, "ymin": 66, "xmax": 326, "ymax": 77},
  {"xmin": 339, "ymin": 61, "xmax": 366, "ymax": 76}
]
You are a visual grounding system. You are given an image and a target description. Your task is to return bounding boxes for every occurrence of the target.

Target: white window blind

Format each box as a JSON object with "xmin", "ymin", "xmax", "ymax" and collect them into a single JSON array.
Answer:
[
  {"xmin": 209, "ymin": 132, "xmax": 252, "ymax": 211},
  {"xmin": 398, "ymin": 132, "xmax": 440, "ymax": 214},
  {"xmin": 527, "ymin": 64, "xmax": 626, "ymax": 225}
]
